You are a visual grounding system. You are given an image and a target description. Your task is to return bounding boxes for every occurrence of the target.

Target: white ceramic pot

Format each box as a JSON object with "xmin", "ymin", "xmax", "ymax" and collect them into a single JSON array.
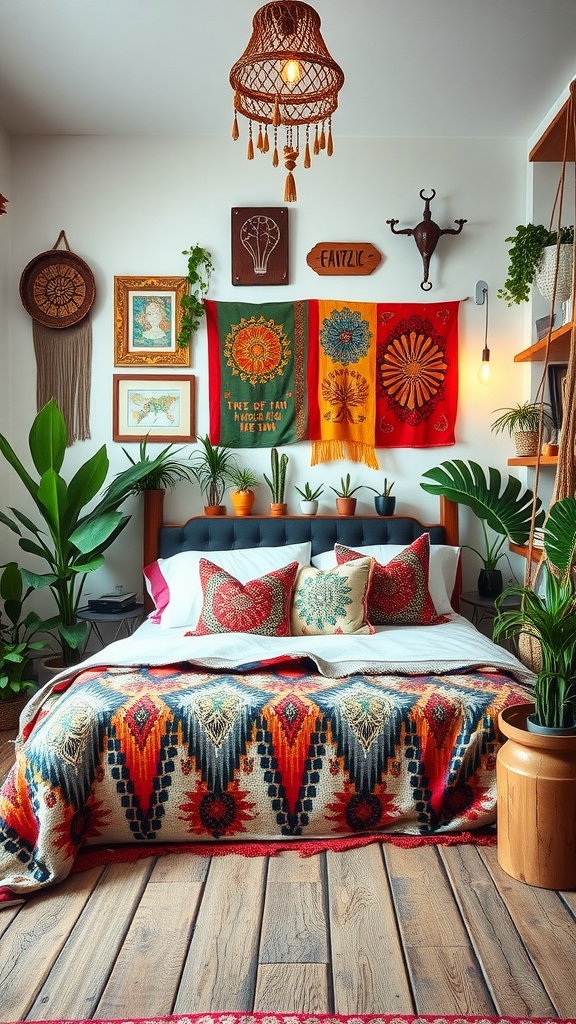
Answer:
[
  {"xmin": 534, "ymin": 243, "xmax": 573, "ymax": 303},
  {"xmin": 299, "ymin": 499, "xmax": 318, "ymax": 516}
]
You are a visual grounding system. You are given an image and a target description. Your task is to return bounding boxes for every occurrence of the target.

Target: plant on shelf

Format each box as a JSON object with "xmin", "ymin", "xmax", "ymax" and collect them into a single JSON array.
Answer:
[
  {"xmin": 119, "ymin": 435, "xmax": 195, "ymax": 492},
  {"xmin": 491, "ymin": 401, "xmax": 555, "ymax": 456},
  {"xmin": 365, "ymin": 477, "xmax": 396, "ymax": 516},
  {"xmin": 330, "ymin": 473, "xmax": 363, "ymax": 516},
  {"xmin": 493, "ymin": 495, "xmax": 576, "ymax": 731},
  {"xmin": 263, "ymin": 448, "xmax": 289, "ymax": 516},
  {"xmin": 295, "ymin": 481, "xmax": 324, "ymax": 516},
  {"xmin": 191, "ymin": 435, "xmax": 235, "ymax": 514},
  {"xmin": 226, "ymin": 465, "xmax": 259, "ymax": 517},
  {"xmin": 177, "ymin": 243, "xmax": 214, "ymax": 349},
  {"xmin": 420, "ymin": 459, "xmax": 544, "ymax": 597},
  {"xmin": 0, "ymin": 562, "xmax": 54, "ymax": 714},
  {"xmin": 497, "ymin": 223, "xmax": 574, "ymax": 306},
  {"xmin": 0, "ymin": 400, "xmax": 174, "ymax": 667}
]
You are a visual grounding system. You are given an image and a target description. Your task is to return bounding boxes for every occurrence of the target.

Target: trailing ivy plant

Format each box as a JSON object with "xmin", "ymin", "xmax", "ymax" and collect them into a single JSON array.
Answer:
[
  {"xmin": 498, "ymin": 223, "xmax": 574, "ymax": 306},
  {"xmin": 177, "ymin": 243, "xmax": 214, "ymax": 349}
]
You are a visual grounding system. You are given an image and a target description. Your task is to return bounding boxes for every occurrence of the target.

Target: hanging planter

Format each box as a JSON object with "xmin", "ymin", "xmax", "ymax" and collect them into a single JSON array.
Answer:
[{"xmin": 534, "ymin": 243, "xmax": 574, "ymax": 303}]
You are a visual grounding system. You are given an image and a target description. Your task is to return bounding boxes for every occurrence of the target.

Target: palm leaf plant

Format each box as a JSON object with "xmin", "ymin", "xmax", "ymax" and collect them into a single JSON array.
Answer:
[
  {"xmin": 493, "ymin": 496, "xmax": 576, "ymax": 729},
  {"xmin": 0, "ymin": 399, "xmax": 181, "ymax": 666},
  {"xmin": 420, "ymin": 459, "xmax": 545, "ymax": 571},
  {"xmin": 191, "ymin": 435, "xmax": 235, "ymax": 508}
]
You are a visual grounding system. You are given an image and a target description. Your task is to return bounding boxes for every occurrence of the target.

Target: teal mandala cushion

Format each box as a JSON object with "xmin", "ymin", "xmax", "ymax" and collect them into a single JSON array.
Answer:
[
  {"xmin": 335, "ymin": 533, "xmax": 447, "ymax": 626},
  {"xmin": 189, "ymin": 558, "xmax": 299, "ymax": 636},
  {"xmin": 291, "ymin": 556, "xmax": 374, "ymax": 635}
]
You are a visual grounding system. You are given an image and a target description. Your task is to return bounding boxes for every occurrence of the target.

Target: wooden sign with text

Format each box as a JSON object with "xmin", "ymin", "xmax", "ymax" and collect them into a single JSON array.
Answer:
[{"xmin": 306, "ymin": 242, "xmax": 382, "ymax": 276}]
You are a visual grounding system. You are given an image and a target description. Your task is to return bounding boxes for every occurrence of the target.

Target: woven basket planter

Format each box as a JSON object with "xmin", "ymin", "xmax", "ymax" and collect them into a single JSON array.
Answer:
[
  {"xmin": 534, "ymin": 243, "xmax": 573, "ymax": 303},
  {"xmin": 0, "ymin": 695, "xmax": 28, "ymax": 732},
  {"xmin": 513, "ymin": 429, "xmax": 539, "ymax": 457}
]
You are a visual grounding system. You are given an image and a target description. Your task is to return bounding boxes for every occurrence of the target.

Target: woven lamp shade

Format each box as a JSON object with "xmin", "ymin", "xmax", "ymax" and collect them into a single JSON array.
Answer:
[{"xmin": 230, "ymin": 1, "xmax": 344, "ymax": 201}]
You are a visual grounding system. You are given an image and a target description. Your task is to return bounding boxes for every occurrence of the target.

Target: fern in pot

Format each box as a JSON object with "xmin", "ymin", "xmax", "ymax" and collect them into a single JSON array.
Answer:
[{"xmin": 491, "ymin": 401, "xmax": 555, "ymax": 458}]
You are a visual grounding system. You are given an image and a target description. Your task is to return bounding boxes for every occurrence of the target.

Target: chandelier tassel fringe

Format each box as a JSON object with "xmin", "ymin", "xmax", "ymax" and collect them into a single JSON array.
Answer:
[
  {"xmin": 304, "ymin": 140, "xmax": 311, "ymax": 169},
  {"xmin": 327, "ymin": 121, "xmax": 334, "ymax": 157},
  {"xmin": 256, "ymin": 125, "xmax": 264, "ymax": 151},
  {"xmin": 283, "ymin": 146, "xmax": 298, "ymax": 202},
  {"xmin": 247, "ymin": 122, "xmax": 254, "ymax": 160},
  {"xmin": 314, "ymin": 125, "xmax": 320, "ymax": 156},
  {"xmin": 232, "ymin": 113, "xmax": 239, "ymax": 141},
  {"xmin": 263, "ymin": 127, "xmax": 270, "ymax": 153}
]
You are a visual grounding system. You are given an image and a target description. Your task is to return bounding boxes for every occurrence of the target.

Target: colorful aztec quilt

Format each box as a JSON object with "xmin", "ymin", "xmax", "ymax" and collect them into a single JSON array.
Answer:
[{"xmin": 0, "ymin": 657, "xmax": 528, "ymax": 904}]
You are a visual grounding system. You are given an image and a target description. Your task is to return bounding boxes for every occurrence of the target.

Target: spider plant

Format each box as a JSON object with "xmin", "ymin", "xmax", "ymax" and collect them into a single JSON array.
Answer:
[
  {"xmin": 191, "ymin": 435, "xmax": 235, "ymax": 508},
  {"xmin": 119, "ymin": 435, "xmax": 195, "ymax": 492}
]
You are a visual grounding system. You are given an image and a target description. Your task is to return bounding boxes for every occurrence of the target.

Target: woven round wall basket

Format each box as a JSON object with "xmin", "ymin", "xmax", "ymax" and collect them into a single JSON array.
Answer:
[{"xmin": 19, "ymin": 247, "xmax": 96, "ymax": 328}]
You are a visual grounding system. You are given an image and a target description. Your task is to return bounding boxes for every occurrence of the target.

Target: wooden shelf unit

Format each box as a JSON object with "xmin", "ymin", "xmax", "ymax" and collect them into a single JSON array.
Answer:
[
  {"xmin": 508, "ymin": 455, "xmax": 558, "ymax": 467},
  {"xmin": 513, "ymin": 320, "xmax": 573, "ymax": 363}
]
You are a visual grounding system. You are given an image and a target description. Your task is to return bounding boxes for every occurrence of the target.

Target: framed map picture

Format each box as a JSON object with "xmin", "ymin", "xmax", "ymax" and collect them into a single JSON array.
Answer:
[
  {"xmin": 114, "ymin": 276, "xmax": 189, "ymax": 366},
  {"xmin": 113, "ymin": 374, "xmax": 196, "ymax": 442}
]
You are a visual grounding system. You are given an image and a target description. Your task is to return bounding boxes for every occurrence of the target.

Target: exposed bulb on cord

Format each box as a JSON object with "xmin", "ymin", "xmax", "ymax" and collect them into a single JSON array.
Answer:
[{"xmin": 478, "ymin": 346, "xmax": 491, "ymax": 385}]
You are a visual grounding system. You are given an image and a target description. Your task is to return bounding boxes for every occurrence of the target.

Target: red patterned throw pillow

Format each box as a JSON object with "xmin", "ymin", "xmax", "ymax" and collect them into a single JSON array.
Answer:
[
  {"xmin": 188, "ymin": 558, "xmax": 299, "ymax": 636},
  {"xmin": 335, "ymin": 534, "xmax": 447, "ymax": 626}
]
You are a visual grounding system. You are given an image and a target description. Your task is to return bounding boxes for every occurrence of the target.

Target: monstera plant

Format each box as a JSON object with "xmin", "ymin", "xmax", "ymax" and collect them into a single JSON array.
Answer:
[{"xmin": 420, "ymin": 459, "xmax": 545, "ymax": 596}]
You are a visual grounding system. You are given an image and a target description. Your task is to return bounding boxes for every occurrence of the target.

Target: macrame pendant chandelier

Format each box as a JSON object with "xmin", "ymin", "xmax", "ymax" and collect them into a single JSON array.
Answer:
[
  {"xmin": 230, "ymin": 1, "xmax": 344, "ymax": 202},
  {"xmin": 19, "ymin": 231, "xmax": 95, "ymax": 446}
]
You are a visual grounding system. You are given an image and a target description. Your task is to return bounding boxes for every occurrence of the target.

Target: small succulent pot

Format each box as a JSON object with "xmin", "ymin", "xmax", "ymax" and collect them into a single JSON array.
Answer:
[
  {"xmin": 477, "ymin": 568, "xmax": 503, "ymax": 598},
  {"xmin": 230, "ymin": 490, "xmax": 255, "ymax": 516},
  {"xmin": 374, "ymin": 495, "xmax": 396, "ymax": 516},
  {"xmin": 336, "ymin": 497, "xmax": 357, "ymax": 516},
  {"xmin": 204, "ymin": 504, "xmax": 226, "ymax": 517},
  {"xmin": 300, "ymin": 499, "xmax": 319, "ymax": 516},
  {"xmin": 270, "ymin": 502, "xmax": 288, "ymax": 517}
]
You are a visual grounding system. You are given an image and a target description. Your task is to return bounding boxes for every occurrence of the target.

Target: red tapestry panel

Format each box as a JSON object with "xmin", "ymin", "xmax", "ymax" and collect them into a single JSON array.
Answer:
[{"xmin": 375, "ymin": 301, "xmax": 460, "ymax": 448}]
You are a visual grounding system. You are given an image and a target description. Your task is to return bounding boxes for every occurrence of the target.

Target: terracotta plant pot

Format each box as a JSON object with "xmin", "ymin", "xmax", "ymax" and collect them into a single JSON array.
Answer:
[
  {"xmin": 336, "ymin": 497, "xmax": 357, "ymax": 516},
  {"xmin": 204, "ymin": 504, "xmax": 226, "ymax": 516},
  {"xmin": 269, "ymin": 502, "xmax": 287, "ymax": 517},
  {"xmin": 230, "ymin": 489, "xmax": 255, "ymax": 516},
  {"xmin": 497, "ymin": 702, "xmax": 576, "ymax": 889}
]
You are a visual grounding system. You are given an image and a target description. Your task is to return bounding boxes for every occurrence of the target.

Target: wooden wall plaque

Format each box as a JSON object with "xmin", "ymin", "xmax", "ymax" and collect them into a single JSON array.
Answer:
[
  {"xmin": 232, "ymin": 207, "xmax": 289, "ymax": 286},
  {"xmin": 306, "ymin": 242, "xmax": 382, "ymax": 276}
]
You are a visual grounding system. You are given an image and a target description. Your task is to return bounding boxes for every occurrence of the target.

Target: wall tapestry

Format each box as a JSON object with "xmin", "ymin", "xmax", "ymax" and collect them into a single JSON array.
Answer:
[
  {"xmin": 308, "ymin": 299, "xmax": 379, "ymax": 468},
  {"xmin": 205, "ymin": 299, "xmax": 309, "ymax": 447},
  {"xmin": 19, "ymin": 231, "xmax": 95, "ymax": 445},
  {"xmin": 375, "ymin": 301, "xmax": 459, "ymax": 448},
  {"xmin": 205, "ymin": 298, "xmax": 460, "ymax": 458}
]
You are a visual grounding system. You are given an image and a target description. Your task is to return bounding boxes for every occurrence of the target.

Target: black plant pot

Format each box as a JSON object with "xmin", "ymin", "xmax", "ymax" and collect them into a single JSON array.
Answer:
[
  {"xmin": 477, "ymin": 568, "xmax": 503, "ymax": 598},
  {"xmin": 374, "ymin": 495, "xmax": 396, "ymax": 516}
]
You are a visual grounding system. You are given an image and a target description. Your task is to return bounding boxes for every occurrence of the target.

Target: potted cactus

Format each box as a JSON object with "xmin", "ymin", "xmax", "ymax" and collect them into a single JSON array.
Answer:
[{"xmin": 263, "ymin": 448, "xmax": 289, "ymax": 516}]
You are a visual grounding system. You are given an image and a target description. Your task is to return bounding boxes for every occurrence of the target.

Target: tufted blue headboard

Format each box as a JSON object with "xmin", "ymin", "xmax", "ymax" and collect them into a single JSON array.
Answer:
[{"xmin": 158, "ymin": 514, "xmax": 448, "ymax": 560}]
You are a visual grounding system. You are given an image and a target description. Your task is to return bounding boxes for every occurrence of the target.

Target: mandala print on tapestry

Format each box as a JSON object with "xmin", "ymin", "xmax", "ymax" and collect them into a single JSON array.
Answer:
[{"xmin": 375, "ymin": 301, "xmax": 460, "ymax": 448}]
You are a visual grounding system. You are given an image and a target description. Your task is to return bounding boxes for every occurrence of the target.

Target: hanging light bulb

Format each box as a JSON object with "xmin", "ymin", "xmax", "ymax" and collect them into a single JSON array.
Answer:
[
  {"xmin": 478, "ymin": 344, "xmax": 491, "ymax": 385},
  {"xmin": 280, "ymin": 58, "xmax": 304, "ymax": 85},
  {"xmin": 475, "ymin": 280, "xmax": 490, "ymax": 385}
]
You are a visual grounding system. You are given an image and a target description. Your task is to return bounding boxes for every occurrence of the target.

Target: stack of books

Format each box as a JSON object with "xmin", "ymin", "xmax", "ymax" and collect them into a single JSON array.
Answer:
[{"xmin": 88, "ymin": 591, "xmax": 138, "ymax": 613}]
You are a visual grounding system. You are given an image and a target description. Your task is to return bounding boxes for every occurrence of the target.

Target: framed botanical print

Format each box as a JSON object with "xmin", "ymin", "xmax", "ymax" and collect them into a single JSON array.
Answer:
[
  {"xmin": 114, "ymin": 276, "xmax": 189, "ymax": 366},
  {"xmin": 113, "ymin": 374, "xmax": 196, "ymax": 443}
]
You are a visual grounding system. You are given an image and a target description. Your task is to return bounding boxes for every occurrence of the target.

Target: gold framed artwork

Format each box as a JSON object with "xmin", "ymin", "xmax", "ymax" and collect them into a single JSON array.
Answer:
[
  {"xmin": 114, "ymin": 276, "xmax": 190, "ymax": 366},
  {"xmin": 113, "ymin": 374, "xmax": 196, "ymax": 443}
]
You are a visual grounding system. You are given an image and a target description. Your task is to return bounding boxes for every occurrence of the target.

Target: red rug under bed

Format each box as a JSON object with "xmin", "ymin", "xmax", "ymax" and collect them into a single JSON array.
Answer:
[
  {"xmin": 71, "ymin": 827, "xmax": 497, "ymax": 874},
  {"xmin": 12, "ymin": 1012, "xmax": 573, "ymax": 1024}
]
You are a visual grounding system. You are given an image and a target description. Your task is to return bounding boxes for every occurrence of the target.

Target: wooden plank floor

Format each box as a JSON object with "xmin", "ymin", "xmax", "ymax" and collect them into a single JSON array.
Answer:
[{"xmin": 1, "ymin": 725, "xmax": 576, "ymax": 1023}]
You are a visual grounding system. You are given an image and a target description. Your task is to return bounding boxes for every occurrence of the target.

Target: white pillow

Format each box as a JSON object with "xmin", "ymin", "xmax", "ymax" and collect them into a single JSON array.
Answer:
[
  {"xmin": 144, "ymin": 542, "xmax": 312, "ymax": 628},
  {"xmin": 311, "ymin": 541, "xmax": 460, "ymax": 615}
]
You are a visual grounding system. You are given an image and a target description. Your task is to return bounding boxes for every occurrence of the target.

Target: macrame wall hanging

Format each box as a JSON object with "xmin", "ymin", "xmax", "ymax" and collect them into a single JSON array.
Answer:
[{"xmin": 19, "ymin": 230, "xmax": 96, "ymax": 445}]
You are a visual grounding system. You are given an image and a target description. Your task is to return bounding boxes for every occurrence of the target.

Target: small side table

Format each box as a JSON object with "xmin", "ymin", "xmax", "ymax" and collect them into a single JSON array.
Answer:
[
  {"xmin": 77, "ymin": 604, "xmax": 144, "ymax": 652},
  {"xmin": 460, "ymin": 590, "xmax": 520, "ymax": 634}
]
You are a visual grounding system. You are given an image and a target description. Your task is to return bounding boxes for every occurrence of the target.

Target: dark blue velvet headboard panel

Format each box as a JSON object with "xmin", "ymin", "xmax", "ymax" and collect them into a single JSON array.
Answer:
[{"xmin": 158, "ymin": 515, "xmax": 447, "ymax": 560}]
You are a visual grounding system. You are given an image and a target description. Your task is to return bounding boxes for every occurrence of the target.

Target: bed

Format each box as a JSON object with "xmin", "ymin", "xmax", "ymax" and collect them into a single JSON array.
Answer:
[{"xmin": 0, "ymin": 508, "xmax": 534, "ymax": 907}]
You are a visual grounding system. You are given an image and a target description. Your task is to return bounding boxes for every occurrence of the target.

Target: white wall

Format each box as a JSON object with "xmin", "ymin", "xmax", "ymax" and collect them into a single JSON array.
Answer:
[{"xmin": 4, "ymin": 131, "xmax": 531, "ymax": 601}]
